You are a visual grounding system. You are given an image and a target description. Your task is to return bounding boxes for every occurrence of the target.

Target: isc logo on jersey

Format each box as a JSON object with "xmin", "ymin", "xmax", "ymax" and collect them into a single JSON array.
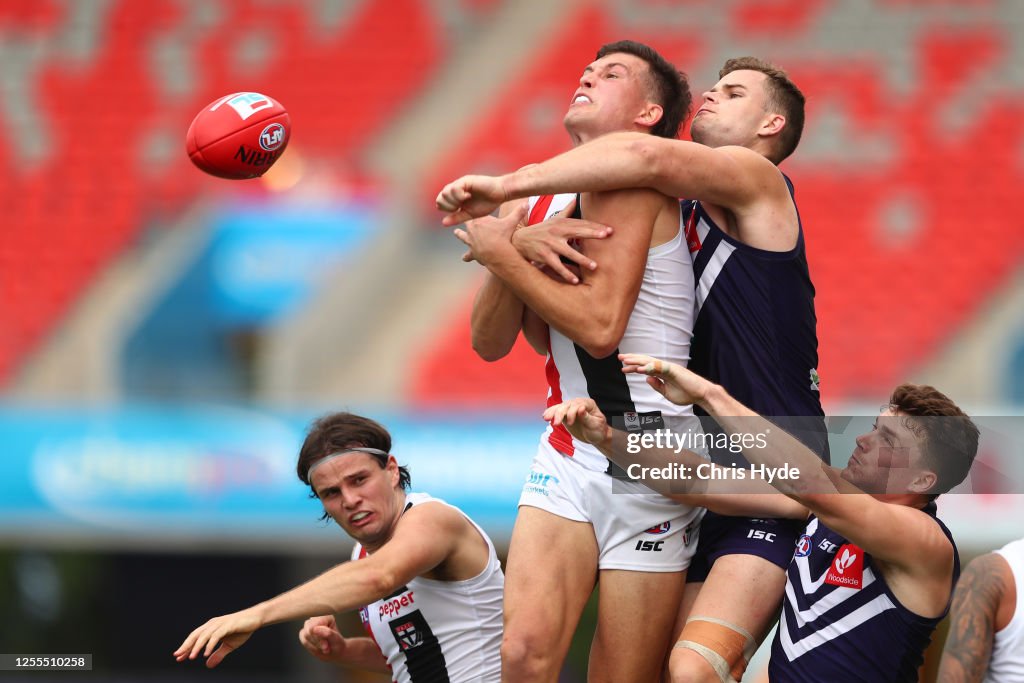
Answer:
[{"xmin": 794, "ymin": 534, "xmax": 813, "ymax": 558}]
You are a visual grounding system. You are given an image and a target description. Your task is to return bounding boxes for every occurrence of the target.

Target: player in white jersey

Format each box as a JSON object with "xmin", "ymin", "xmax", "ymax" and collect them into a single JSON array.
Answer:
[
  {"xmin": 940, "ymin": 537, "xmax": 1024, "ymax": 682},
  {"xmin": 440, "ymin": 57, "xmax": 821, "ymax": 682},
  {"xmin": 174, "ymin": 412, "xmax": 503, "ymax": 683},
  {"xmin": 446, "ymin": 41, "xmax": 702, "ymax": 682}
]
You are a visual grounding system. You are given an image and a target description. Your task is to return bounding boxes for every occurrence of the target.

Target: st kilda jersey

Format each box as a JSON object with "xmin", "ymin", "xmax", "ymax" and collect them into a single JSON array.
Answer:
[
  {"xmin": 528, "ymin": 193, "xmax": 699, "ymax": 472},
  {"xmin": 352, "ymin": 493, "xmax": 503, "ymax": 682},
  {"xmin": 769, "ymin": 502, "xmax": 958, "ymax": 682}
]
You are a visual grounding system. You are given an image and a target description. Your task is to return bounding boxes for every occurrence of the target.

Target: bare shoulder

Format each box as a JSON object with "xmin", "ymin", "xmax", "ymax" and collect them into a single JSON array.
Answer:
[
  {"xmin": 707, "ymin": 146, "xmax": 797, "ymax": 250},
  {"xmin": 398, "ymin": 500, "xmax": 469, "ymax": 536},
  {"xmin": 959, "ymin": 552, "xmax": 1012, "ymax": 607}
]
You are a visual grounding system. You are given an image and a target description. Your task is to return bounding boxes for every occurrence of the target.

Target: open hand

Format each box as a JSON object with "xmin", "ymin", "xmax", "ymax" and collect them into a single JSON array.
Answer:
[
  {"xmin": 173, "ymin": 608, "xmax": 261, "ymax": 668},
  {"xmin": 543, "ymin": 398, "xmax": 612, "ymax": 447},
  {"xmin": 619, "ymin": 353, "xmax": 713, "ymax": 407}
]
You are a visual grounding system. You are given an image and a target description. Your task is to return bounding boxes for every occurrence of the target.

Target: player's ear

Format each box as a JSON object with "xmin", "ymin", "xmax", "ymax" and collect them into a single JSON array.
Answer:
[
  {"xmin": 907, "ymin": 468, "xmax": 938, "ymax": 495},
  {"xmin": 385, "ymin": 455, "xmax": 400, "ymax": 487},
  {"xmin": 637, "ymin": 102, "xmax": 664, "ymax": 130},
  {"xmin": 760, "ymin": 113, "xmax": 786, "ymax": 138}
]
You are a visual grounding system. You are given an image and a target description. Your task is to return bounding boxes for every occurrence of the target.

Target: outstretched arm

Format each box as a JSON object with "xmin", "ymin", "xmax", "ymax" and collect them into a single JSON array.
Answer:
[
  {"xmin": 174, "ymin": 503, "xmax": 466, "ymax": 668},
  {"xmin": 620, "ymin": 354, "xmax": 955, "ymax": 582},
  {"xmin": 438, "ymin": 134, "xmax": 781, "ymax": 223},
  {"xmin": 543, "ymin": 397, "xmax": 807, "ymax": 519},
  {"xmin": 938, "ymin": 552, "xmax": 1011, "ymax": 682}
]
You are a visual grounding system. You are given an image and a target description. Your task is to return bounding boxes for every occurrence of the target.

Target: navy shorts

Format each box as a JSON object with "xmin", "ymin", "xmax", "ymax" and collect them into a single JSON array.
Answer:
[{"xmin": 685, "ymin": 511, "xmax": 805, "ymax": 583}]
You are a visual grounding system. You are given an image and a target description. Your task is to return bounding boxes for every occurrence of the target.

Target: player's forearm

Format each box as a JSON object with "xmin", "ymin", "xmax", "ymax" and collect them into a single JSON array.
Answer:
[
  {"xmin": 255, "ymin": 563, "xmax": 395, "ymax": 627},
  {"xmin": 471, "ymin": 273, "xmax": 526, "ymax": 361},
  {"xmin": 698, "ymin": 385, "xmax": 837, "ymax": 498},
  {"xmin": 600, "ymin": 428, "xmax": 800, "ymax": 512},
  {"xmin": 329, "ymin": 637, "xmax": 390, "ymax": 675},
  {"xmin": 504, "ymin": 133, "xmax": 662, "ymax": 198},
  {"xmin": 486, "ymin": 246, "xmax": 623, "ymax": 358}
]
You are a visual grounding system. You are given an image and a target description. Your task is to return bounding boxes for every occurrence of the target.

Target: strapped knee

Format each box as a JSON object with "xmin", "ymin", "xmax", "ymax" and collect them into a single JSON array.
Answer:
[{"xmin": 673, "ymin": 616, "xmax": 757, "ymax": 683}]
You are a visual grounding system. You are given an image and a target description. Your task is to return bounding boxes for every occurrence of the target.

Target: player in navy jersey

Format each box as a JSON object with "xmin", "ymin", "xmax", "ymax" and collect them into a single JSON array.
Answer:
[
  {"xmin": 174, "ymin": 413, "xmax": 503, "ymax": 683},
  {"xmin": 543, "ymin": 353, "xmax": 979, "ymax": 683},
  {"xmin": 438, "ymin": 57, "xmax": 823, "ymax": 681}
]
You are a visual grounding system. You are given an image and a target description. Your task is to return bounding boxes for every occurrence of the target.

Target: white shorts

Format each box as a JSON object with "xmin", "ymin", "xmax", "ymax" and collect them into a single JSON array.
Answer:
[{"xmin": 518, "ymin": 438, "xmax": 704, "ymax": 572}]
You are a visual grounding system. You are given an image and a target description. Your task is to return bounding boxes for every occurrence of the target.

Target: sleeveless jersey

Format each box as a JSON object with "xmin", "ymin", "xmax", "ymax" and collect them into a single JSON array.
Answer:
[
  {"xmin": 529, "ymin": 193, "xmax": 698, "ymax": 473},
  {"xmin": 682, "ymin": 174, "xmax": 828, "ymax": 460},
  {"xmin": 353, "ymin": 492, "xmax": 503, "ymax": 683},
  {"xmin": 770, "ymin": 502, "xmax": 958, "ymax": 682},
  {"xmin": 985, "ymin": 538, "xmax": 1024, "ymax": 682}
]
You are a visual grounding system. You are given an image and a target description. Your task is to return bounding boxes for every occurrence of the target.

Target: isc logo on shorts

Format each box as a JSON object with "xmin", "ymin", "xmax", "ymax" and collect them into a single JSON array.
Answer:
[{"xmin": 635, "ymin": 540, "xmax": 664, "ymax": 552}]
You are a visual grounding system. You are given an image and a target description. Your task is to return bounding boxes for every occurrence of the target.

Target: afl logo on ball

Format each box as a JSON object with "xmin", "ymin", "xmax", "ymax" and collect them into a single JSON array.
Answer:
[{"xmin": 260, "ymin": 123, "xmax": 286, "ymax": 151}]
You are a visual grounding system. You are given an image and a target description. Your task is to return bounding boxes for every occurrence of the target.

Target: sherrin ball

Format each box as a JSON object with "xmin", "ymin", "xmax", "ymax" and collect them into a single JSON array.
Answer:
[{"xmin": 186, "ymin": 92, "xmax": 290, "ymax": 179}]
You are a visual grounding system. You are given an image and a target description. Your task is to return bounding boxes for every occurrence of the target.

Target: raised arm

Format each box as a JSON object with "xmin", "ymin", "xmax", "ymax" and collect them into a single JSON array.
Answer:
[
  {"xmin": 938, "ymin": 552, "xmax": 1013, "ymax": 682},
  {"xmin": 438, "ymin": 134, "xmax": 786, "ymax": 226},
  {"xmin": 174, "ymin": 503, "xmax": 468, "ymax": 667},
  {"xmin": 468, "ymin": 201, "xmax": 533, "ymax": 361}
]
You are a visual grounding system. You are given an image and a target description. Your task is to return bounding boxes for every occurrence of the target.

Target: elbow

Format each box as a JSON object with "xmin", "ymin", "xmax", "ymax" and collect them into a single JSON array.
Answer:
[
  {"xmin": 579, "ymin": 327, "xmax": 622, "ymax": 360},
  {"xmin": 471, "ymin": 337, "xmax": 510, "ymax": 362}
]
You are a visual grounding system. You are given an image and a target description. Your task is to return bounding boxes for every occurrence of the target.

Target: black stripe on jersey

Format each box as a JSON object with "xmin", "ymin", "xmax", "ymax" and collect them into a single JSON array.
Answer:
[
  {"xmin": 388, "ymin": 609, "xmax": 450, "ymax": 682},
  {"xmin": 383, "ymin": 585, "xmax": 410, "ymax": 600}
]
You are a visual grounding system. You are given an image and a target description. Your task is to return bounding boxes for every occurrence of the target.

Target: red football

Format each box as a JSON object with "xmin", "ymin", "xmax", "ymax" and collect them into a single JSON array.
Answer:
[{"xmin": 186, "ymin": 92, "xmax": 291, "ymax": 179}]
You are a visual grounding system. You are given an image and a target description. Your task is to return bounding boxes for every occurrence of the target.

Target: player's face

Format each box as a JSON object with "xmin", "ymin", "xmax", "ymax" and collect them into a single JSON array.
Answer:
[
  {"xmin": 840, "ymin": 409, "xmax": 930, "ymax": 494},
  {"xmin": 690, "ymin": 69, "xmax": 774, "ymax": 149},
  {"xmin": 311, "ymin": 452, "xmax": 403, "ymax": 549},
  {"xmin": 564, "ymin": 52, "xmax": 657, "ymax": 141}
]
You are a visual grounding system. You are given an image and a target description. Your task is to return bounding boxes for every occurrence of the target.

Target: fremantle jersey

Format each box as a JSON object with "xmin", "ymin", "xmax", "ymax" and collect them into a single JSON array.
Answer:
[
  {"xmin": 529, "ymin": 193, "xmax": 698, "ymax": 473},
  {"xmin": 682, "ymin": 174, "xmax": 828, "ymax": 461},
  {"xmin": 985, "ymin": 538, "xmax": 1024, "ymax": 683},
  {"xmin": 770, "ymin": 503, "xmax": 958, "ymax": 682},
  {"xmin": 353, "ymin": 493, "xmax": 503, "ymax": 683}
]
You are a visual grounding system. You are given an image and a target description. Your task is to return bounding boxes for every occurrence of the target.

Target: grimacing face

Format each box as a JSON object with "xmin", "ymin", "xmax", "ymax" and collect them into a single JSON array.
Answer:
[
  {"xmin": 690, "ymin": 69, "xmax": 776, "ymax": 150},
  {"xmin": 564, "ymin": 52, "xmax": 660, "ymax": 141},
  {"xmin": 840, "ymin": 409, "xmax": 934, "ymax": 495},
  {"xmin": 310, "ymin": 451, "xmax": 404, "ymax": 549}
]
